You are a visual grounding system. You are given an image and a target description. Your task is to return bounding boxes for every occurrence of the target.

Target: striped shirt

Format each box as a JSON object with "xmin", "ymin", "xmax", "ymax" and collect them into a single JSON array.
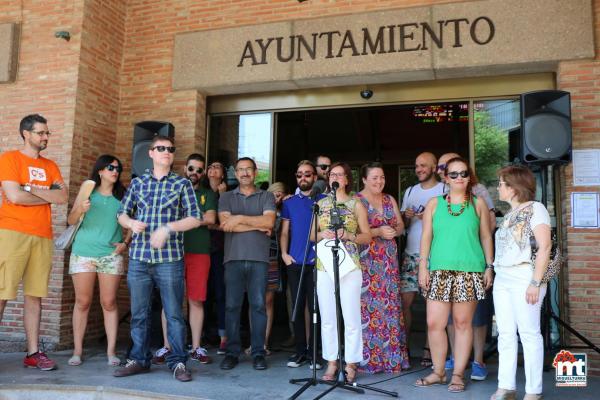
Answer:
[{"xmin": 118, "ymin": 171, "xmax": 200, "ymax": 263}]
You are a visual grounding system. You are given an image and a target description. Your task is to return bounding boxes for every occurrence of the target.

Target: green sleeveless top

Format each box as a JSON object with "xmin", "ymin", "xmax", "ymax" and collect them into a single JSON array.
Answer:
[{"xmin": 429, "ymin": 195, "xmax": 485, "ymax": 273}]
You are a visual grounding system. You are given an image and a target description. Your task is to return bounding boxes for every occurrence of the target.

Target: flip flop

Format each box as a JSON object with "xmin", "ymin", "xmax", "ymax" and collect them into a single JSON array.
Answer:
[
  {"xmin": 68, "ymin": 355, "xmax": 82, "ymax": 366},
  {"xmin": 107, "ymin": 355, "xmax": 121, "ymax": 366}
]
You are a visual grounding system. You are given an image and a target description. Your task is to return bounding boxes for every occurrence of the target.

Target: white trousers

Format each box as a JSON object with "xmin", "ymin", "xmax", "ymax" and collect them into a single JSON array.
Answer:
[
  {"xmin": 493, "ymin": 266, "xmax": 547, "ymax": 395},
  {"xmin": 317, "ymin": 269, "xmax": 363, "ymax": 363}
]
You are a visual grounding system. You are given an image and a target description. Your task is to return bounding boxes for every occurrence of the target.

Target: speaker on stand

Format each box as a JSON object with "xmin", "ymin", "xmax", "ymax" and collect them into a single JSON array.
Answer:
[
  {"xmin": 518, "ymin": 91, "xmax": 600, "ymax": 368},
  {"xmin": 132, "ymin": 121, "xmax": 175, "ymax": 178}
]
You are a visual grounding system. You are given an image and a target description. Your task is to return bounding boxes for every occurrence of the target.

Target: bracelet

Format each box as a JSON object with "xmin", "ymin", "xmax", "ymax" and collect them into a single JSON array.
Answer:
[
  {"xmin": 485, "ymin": 263, "xmax": 494, "ymax": 270},
  {"xmin": 530, "ymin": 279, "xmax": 542, "ymax": 288},
  {"xmin": 162, "ymin": 224, "xmax": 172, "ymax": 233}
]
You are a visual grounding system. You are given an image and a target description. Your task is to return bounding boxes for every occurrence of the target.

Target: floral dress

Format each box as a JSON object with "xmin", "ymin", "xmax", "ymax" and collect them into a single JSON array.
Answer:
[{"xmin": 357, "ymin": 193, "xmax": 410, "ymax": 373}]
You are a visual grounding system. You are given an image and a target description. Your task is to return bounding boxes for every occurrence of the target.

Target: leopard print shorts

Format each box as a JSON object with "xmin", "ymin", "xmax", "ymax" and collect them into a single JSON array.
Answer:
[{"xmin": 422, "ymin": 270, "xmax": 485, "ymax": 303}]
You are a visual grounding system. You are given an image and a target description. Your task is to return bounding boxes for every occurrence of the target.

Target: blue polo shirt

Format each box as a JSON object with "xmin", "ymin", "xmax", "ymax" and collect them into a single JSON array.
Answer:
[{"xmin": 281, "ymin": 193, "xmax": 325, "ymax": 266}]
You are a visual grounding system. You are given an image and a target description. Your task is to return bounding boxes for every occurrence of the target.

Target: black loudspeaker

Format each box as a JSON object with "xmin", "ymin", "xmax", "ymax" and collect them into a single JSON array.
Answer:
[
  {"xmin": 520, "ymin": 90, "xmax": 572, "ymax": 164},
  {"xmin": 132, "ymin": 121, "xmax": 175, "ymax": 178}
]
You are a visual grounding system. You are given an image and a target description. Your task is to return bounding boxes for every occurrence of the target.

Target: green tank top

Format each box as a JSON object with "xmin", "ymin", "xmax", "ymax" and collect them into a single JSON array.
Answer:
[{"xmin": 429, "ymin": 195, "xmax": 485, "ymax": 273}]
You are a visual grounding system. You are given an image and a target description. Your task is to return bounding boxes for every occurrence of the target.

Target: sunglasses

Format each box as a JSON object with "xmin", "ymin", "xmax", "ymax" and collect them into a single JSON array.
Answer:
[
  {"xmin": 296, "ymin": 172, "xmax": 314, "ymax": 178},
  {"xmin": 317, "ymin": 164, "xmax": 330, "ymax": 170},
  {"xmin": 151, "ymin": 146, "xmax": 176, "ymax": 153},
  {"xmin": 187, "ymin": 166, "xmax": 204, "ymax": 174},
  {"xmin": 447, "ymin": 170, "xmax": 470, "ymax": 179},
  {"xmin": 436, "ymin": 163, "xmax": 447, "ymax": 172},
  {"xmin": 105, "ymin": 164, "xmax": 122, "ymax": 173}
]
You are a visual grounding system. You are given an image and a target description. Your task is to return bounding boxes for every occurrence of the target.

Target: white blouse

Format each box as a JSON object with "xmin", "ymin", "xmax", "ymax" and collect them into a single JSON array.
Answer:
[{"xmin": 494, "ymin": 201, "xmax": 551, "ymax": 268}]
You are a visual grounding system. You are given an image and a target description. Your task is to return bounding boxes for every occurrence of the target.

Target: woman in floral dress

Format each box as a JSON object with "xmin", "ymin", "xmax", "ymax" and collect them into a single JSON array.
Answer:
[{"xmin": 357, "ymin": 162, "xmax": 410, "ymax": 373}]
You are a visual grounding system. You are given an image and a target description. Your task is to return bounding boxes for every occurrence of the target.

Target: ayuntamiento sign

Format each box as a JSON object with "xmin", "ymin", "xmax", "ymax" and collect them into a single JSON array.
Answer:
[{"xmin": 173, "ymin": 0, "xmax": 594, "ymax": 95}]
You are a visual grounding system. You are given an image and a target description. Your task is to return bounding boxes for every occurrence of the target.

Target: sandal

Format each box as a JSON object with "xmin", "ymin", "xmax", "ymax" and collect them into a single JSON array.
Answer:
[
  {"xmin": 448, "ymin": 374, "xmax": 466, "ymax": 393},
  {"xmin": 490, "ymin": 388, "xmax": 517, "ymax": 400},
  {"xmin": 345, "ymin": 363, "xmax": 357, "ymax": 384},
  {"xmin": 420, "ymin": 347, "xmax": 433, "ymax": 367},
  {"xmin": 414, "ymin": 370, "xmax": 447, "ymax": 387},
  {"xmin": 107, "ymin": 355, "xmax": 121, "ymax": 366},
  {"xmin": 68, "ymin": 355, "xmax": 82, "ymax": 366},
  {"xmin": 322, "ymin": 362, "xmax": 338, "ymax": 381}
]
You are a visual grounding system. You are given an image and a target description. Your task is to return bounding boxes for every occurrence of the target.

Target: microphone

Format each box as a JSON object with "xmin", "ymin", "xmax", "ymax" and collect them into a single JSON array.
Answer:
[
  {"xmin": 331, "ymin": 181, "xmax": 339, "ymax": 201},
  {"xmin": 309, "ymin": 184, "xmax": 323, "ymax": 200}
]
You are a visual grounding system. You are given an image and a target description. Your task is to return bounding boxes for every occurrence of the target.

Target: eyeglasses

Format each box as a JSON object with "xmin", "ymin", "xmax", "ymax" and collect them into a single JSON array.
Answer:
[
  {"xmin": 295, "ymin": 172, "xmax": 314, "ymax": 178},
  {"xmin": 30, "ymin": 130, "xmax": 51, "ymax": 137},
  {"xmin": 187, "ymin": 166, "xmax": 204, "ymax": 174},
  {"xmin": 208, "ymin": 164, "xmax": 223, "ymax": 170},
  {"xmin": 329, "ymin": 172, "xmax": 346, "ymax": 178},
  {"xmin": 436, "ymin": 163, "xmax": 446, "ymax": 172},
  {"xmin": 497, "ymin": 181, "xmax": 508, "ymax": 187},
  {"xmin": 447, "ymin": 170, "xmax": 470, "ymax": 179},
  {"xmin": 151, "ymin": 146, "xmax": 176, "ymax": 153},
  {"xmin": 105, "ymin": 165, "xmax": 122, "ymax": 173},
  {"xmin": 317, "ymin": 164, "xmax": 330, "ymax": 170},
  {"xmin": 235, "ymin": 167, "xmax": 255, "ymax": 174}
]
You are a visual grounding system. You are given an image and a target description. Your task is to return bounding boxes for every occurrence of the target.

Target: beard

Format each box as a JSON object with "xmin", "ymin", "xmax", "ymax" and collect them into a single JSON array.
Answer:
[
  {"xmin": 187, "ymin": 174, "xmax": 199, "ymax": 184},
  {"xmin": 298, "ymin": 181, "xmax": 313, "ymax": 191}
]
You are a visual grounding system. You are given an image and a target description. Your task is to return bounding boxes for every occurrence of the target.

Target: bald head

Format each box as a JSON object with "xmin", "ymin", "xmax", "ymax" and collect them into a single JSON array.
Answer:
[
  {"xmin": 437, "ymin": 152, "xmax": 462, "ymax": 180},
  {"xmin": 414, "ymin": 152, "xmax": 438, "ymax": 184}
]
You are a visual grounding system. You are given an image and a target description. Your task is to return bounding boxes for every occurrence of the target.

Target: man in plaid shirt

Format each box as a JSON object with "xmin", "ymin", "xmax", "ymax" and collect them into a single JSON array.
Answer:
[{"xmin": 114, "ymin": 135, "xmax": 201, "ymax": 382}]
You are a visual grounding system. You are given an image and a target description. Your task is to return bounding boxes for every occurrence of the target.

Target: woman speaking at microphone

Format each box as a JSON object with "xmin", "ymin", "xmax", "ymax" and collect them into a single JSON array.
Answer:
[{"xmin": 314, "ymin": 162, "xmax": 371, "ymax": 384}]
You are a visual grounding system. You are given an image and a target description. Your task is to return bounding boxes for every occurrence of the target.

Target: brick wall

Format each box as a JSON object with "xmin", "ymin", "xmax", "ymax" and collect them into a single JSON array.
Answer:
[
  {"xmin": 0, "ymin": 0, "xmax": 84, "ymax": 351},
  {"xmin": 557, "ymin": 0, "xmax": 600, "ymax": 375}
]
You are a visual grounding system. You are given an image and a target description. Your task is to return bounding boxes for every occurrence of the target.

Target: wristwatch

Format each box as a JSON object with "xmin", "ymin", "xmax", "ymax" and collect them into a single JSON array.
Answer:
[
  {"xmin": 530, "ymin": 279, "xmax": 542, "ymax": 288},
  {"xmin": 23, "ymin": 183, "xmax": 32, "ymax": 193}
]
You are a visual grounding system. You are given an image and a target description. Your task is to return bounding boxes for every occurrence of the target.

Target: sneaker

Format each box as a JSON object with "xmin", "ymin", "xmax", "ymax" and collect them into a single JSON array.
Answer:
[
  {"xmin": 470, "ymin": 361, "xmax": 488, "ymax": 381},
  {"xmin": 23, "ymin": 352, "xmax": 56, "ymax": 371},
  {"xmin": 151, "ymin": 347, "xmax": 170, "ymax": 365},
  {"xmin": 173, "ymin": 362, "xmax": 192, "ymax": 382},
  {"xmin": 287, "ymin": 353, "xmax": 308, "ymax": 368},
  {"xmin": 445, "ymin": 356, "xmax": 454, "ymax": 370},
  {"xmin": 113, "ymin": 359, "xmax": 150, "ymax": 377},
  {"xmin": 309, "ymin": 358, "xmax": 323, "ymax": 370},
  {"xmin": 190, "ymin": 347, "xmax": 212, "ymax": 364},
  {"xmin": 217, "ymin": 341, "xmax": 227, "ymax": 355}
]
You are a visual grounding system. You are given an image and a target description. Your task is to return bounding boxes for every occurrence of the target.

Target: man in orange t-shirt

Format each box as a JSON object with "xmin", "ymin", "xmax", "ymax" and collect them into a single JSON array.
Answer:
[{"xmin": 0, "ymin": 114, "xmax": 67, "ymax": 371}]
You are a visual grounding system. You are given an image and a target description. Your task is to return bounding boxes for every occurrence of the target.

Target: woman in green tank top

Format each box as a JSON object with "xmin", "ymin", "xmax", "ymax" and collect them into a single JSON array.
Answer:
[
  {"xmin": 67, "ymin": 155, "xmax": 131, "ymax": 367},
  {"xmin": 414, "ymin": 157, "xmax": 494, "ymax": 393}
]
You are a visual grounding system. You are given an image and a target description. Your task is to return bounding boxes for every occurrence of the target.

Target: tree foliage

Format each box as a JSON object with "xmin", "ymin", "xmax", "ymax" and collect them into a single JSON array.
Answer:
[{"xmin": 474, "ymin": 110, "xmax": 508, "ymax": 185}]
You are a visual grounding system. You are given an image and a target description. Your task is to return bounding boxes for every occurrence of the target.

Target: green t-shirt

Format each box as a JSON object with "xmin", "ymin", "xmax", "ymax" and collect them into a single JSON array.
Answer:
[
  {"xmin": 429, "ymin": 195, "xmax": 485, "ymax": 273},
  {"xmin": 72, "ymin": 191, "xmax": 123, "ymax": 257},
  {"xmin": 184, "ymin": 186, "xmax": 217, "ymax": 254}
]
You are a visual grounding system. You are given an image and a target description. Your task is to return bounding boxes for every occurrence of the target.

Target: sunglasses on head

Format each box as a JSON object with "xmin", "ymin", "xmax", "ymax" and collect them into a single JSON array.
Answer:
[
  {"xmin": 317, "ymin": 164, "xmax": 330, "ymax": 170},
  {"xmin": 187, "ymin": 166, "xmax": 204, "ymax": 174},
  {"xmin": 296, "ymin": 172, "xmax": 314, "ymax": 178},
  {"xmin": 105, "ymin": 164, "xmax": 122, "ymax": 173},
  {"xmin": 152, "ymin": 145, "xmax": 176, "ymax": 153},
  {"xmin": 436, "ymin": 163, "xmax": 447, "ymax": 172},
  {"xmin": 447, "ymin": 170, "xmax": 470, "ymax": 179}
]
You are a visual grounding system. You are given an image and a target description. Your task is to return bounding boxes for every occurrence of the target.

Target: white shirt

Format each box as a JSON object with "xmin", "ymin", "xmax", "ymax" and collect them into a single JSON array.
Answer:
[
  {"xmin": 400, "ymin": 182, "xmax": 445, "ymax": 254},
  {"xmin": 494, "ymin": 201, "xmax": 550, "ymax": 268}
]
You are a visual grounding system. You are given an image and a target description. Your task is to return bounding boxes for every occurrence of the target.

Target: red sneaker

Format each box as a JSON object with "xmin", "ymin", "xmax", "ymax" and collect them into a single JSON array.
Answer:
[
  {"xmin": 190, "ymin": 347, "xmax": 212, "ymax": 364},
  {"xmin": 24, "ymin": 352, "xmax": 56, "ymax": 370}
]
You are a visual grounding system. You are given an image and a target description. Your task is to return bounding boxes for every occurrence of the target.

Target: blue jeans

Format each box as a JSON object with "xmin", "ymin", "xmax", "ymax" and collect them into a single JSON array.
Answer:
[
  {"xmin": 224, "ymin": 260, "xmax": 268, "ymax": 358},
  {"xmin": 128, "ymin": 259, "xmax": 187, "ymax": 369}
]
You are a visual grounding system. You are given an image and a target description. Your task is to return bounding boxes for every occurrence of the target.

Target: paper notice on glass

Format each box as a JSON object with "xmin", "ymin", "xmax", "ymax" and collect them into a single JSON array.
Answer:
[
  {"xmin": 316, "ymin": 239, "xmax": 359, "ymax": 283},
  {"xmin": 573, "ymin": 150, "xmax": 600, "ymax": 186},
  {"xmin": 571, "ymin": 192, "xmax": 600, "ymax": 228}
]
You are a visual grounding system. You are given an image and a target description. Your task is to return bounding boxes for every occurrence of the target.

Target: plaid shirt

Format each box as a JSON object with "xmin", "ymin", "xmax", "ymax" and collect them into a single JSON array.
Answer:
[{"xmin": 118, "ymin": 171, "xmax": 200, "ymax": 263}]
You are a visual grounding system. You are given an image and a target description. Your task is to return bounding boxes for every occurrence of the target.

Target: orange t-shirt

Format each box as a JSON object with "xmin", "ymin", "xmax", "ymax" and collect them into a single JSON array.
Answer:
[{"xmin": 0, "ymin": 150, "xmax": 64, "ymax": 239}]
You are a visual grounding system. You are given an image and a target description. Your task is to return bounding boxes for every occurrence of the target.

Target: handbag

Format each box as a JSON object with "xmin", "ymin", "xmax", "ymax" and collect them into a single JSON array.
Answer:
[
  {"xmin": 524, "ymin": 204, "xmax": 563, "ymax": 283},
  {"xmin": 55, "ymin": 216, "xmax": 84, "ymax": 250}
]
